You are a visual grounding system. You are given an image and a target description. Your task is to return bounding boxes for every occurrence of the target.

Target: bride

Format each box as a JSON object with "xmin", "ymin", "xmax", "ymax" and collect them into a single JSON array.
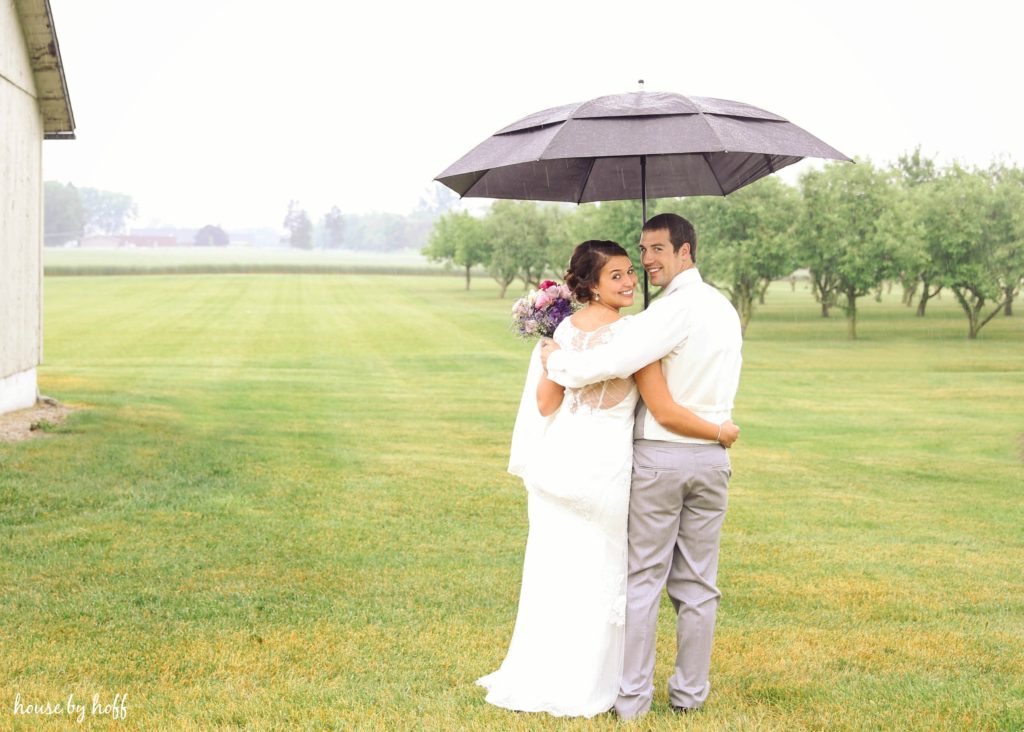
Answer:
[{"xmin": 478, "ymin": 240, "xmax": 739, "ymax": 717}]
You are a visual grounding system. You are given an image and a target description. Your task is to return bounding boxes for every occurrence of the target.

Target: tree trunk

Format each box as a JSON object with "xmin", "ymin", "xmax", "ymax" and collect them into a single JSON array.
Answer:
[
  {"xmin": 813, "ymin": 278, "xmax": 832, "ymax": 317},
  {"xmin": 465, "ymin": 265, "xmax": 471, "ymax": 290},
  {"xmin": 498, "ymin": 281, "xmax": 509, "ymax": 298},
  {"xmin": 1004, "ymin": 287, "xmax": 1014, "ymax": 316},
  {"xmin": 952, "ymin": 286, "xmax": 981, "ymax": 339},
  {"xmin": 846, "ymin": 290, "xmax": 858, "ymax": 339},
  {"xmin": 739, "ymin": 294, "xmax": 753, "ymax": 336},
  {"xmin": 902, "ymin": 280, "xmax": 918, "ymax": 307},
  {"xmin": 916, "ymin": 282, "xmax": 940, "ymax": 317}
]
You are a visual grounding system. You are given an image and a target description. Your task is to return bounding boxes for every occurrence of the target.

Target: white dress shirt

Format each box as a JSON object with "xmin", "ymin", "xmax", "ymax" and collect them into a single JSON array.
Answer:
[{"xmin": 545, "ymin": 268, "xmax": 742, "ymax": 443}]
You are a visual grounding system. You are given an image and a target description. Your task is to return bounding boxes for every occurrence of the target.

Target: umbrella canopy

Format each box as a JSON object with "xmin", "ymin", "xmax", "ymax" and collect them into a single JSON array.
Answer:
[
  {"xmin": 436, "ymin": 90, "xmax": 849, "ymax": 306},
  {"xmin": 436, "ymin": 91, "xmax": 849, "ymax": 203}
]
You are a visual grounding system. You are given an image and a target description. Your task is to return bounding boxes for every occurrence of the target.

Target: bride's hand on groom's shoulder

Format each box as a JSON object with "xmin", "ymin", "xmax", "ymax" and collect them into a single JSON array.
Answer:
[{"xmin": 718, "ymin": 420, "xmax": 740, "ymax": 448}]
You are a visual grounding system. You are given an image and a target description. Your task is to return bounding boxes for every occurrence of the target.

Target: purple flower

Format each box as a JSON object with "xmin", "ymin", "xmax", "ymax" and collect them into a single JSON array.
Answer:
[{"xmin": 511, "ymin": 280, "xmax": 579, "ymax": 340}]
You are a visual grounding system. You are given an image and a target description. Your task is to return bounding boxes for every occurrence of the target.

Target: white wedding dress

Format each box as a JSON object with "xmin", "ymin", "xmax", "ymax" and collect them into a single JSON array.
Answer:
[{"xmin": 478, "ymin": 317, "xmax": 638, "ymax": 717}]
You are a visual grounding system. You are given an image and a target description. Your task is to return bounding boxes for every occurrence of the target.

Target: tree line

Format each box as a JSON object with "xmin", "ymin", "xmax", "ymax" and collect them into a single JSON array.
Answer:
[
  {"xmin": 44, "ymin": 182, "xmax": 138, "ymax": 244},
  {"xmin": 423, "ymin": 151, "xmax": 1024, "ymax": 339},
  {"xmin": 44, "ymin": 182, "xmax": 232, "ymax": 247},
  {"xmin": 44, "ymin": 184, "xmax": 458, "ymax": 252},
  {"xmin": 282, "ymin": 187, "xmax": 460, "ymax": 251}
]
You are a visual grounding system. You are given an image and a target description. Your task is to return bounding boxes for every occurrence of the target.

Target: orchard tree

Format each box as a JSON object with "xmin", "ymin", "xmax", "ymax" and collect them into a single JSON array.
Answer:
[
  {"xmin": 539, "ymin": 204, "xmax": 570, "ymax": 277},
  {"xmin": 794, "ymin": 172, "xmax": 840, "ymax": 318},
  {"xmin": 423, "ymin": 217, "xmax": 457, "ymax": 269},
  {"xmin": 486, "ymin": 201, "xmax": 550, "ymax": 296},
  {"xmin": 882, "ymin": 184, "xmax": 930, "ymax": 315},
  {"xmin": 989, "ymin": 163, "xmax": 1024, "ymax": 317},
  {"xmin": 549, "ymin": 203, "xmax": 589, "ymax": 276},
  {"xmin": 893, "ymin": 149, "xmax": 941, "ymax": 315},
  {"xmin": 921, "ymin": 165, "xmax": 1019, "ymax": 338},
  {"xmin": 486, "ymin": 236, "xmax": 520, "ymax": 300},
  {"xmin": 694, "ymin": 177, "xmax": 800, "ymax": 334},
  {"xmin": 423, "ymin": 210, "xmax": 490, "ymax": 289},
  {"xmin": 796, "ymin": 160, "xmax": 897, "ymax": 338}
]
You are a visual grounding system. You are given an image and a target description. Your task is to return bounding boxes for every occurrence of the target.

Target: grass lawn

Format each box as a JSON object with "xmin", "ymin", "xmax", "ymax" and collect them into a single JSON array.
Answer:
[{"xmin": 1, "ymin": 273, "xmax": 1022, "ymax": 730}]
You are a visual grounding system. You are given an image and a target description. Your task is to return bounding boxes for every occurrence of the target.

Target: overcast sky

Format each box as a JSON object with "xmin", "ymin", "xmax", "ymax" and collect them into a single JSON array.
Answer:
[{"xmin": 43, "ymin": 0, "xmax": 1024, "ymax": 231}]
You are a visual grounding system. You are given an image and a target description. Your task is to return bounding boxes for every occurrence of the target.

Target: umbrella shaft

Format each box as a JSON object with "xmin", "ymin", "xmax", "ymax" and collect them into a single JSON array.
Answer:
[{"xmin": 641, "ymin": 156, "xmax": 649, "ymax": 309}]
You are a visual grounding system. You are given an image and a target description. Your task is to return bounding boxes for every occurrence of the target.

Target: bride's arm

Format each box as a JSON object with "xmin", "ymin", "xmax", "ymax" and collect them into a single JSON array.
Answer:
[
  {"xmin": 634, "ymin": 362, "xmax": 740, "ymax": 447},
  {"xmin": 536, "ymin": 370, "xmax": 565, "ymax": 417}
]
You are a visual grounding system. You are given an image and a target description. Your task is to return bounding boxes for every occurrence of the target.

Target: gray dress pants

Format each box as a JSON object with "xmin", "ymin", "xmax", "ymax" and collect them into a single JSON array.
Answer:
[{"xmin": 614, "ymin": 439, "xmax": 731, "ymax": 719}]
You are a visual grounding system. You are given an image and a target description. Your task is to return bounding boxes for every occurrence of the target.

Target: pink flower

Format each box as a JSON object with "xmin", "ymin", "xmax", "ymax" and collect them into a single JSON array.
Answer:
[{"xmin": 510, "ymin": 279, "xmax": 579, "ymax": 340}]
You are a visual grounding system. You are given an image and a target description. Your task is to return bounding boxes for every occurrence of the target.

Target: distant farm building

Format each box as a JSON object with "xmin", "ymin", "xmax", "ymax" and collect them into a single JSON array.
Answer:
[
  {"xmin": 1, "ymin": 0, "xmax": 74, "ymax": 414},
  {"xmin": 73, "ymin": 228, "xmax": 215, "ymax": 248}
]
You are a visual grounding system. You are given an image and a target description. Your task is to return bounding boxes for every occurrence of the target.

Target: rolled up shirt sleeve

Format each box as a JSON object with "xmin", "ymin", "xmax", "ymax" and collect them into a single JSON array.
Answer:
[{"xmin": 545, "ymin": 297, "xmax": 689, "ymax": 388}]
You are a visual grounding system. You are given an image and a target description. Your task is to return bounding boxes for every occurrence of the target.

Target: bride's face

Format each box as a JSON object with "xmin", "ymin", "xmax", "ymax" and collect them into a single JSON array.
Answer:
[{"xmin": 592, "ymin": 255, "xmax": 638, "ymax": 310}]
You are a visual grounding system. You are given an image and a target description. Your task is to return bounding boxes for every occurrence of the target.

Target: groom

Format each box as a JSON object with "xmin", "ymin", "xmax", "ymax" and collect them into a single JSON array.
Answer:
[{"xmin": 540, "ymin": 213, "xmax": 742, "ymax": 719}]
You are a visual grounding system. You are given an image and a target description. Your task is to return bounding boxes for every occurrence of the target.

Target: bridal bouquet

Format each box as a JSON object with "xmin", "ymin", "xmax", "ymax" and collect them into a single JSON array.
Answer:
[{"xmin": 511, "ymin": 280, "xmax": 578, "ymax": 339}]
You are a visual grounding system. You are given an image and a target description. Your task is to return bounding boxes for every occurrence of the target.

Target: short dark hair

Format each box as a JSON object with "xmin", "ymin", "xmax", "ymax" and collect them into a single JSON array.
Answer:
[
  {"xmin": 564, "ymin": 240, "xmax": 629, "ymax": 304},
  {"xmin": 642, "ymin": 213, "xmax": 697, "ymax": 263}
]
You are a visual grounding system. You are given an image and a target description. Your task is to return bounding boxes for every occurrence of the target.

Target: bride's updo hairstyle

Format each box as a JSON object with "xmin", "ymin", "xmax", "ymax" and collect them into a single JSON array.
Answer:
[{"xmin": 564, "ymin": 240, "xmax": 630, "ymax": 304}]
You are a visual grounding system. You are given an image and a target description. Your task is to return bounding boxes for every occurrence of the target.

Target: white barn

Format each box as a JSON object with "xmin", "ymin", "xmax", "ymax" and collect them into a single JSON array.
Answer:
[{"xmin": 1, "ymin": 0, "xmax": 74, "ymax": 415}]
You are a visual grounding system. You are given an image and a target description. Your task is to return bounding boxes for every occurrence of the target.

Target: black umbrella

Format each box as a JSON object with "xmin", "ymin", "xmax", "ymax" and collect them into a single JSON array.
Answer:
[{"xmin": 436, "ymin": 89, "xmax": 850, "ymax": 306}]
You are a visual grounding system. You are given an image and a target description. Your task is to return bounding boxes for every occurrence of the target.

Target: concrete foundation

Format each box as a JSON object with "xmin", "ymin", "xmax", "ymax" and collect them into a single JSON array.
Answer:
[{"xmin": 0, "ymin": 366, "xmax": 38, "ymax": 414}]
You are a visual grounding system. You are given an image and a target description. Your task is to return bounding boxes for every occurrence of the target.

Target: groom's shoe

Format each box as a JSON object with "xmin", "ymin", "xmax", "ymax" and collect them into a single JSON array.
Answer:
[{"xmin": 671, "ymin": 705, "xmax": 698, "ymax": 714}]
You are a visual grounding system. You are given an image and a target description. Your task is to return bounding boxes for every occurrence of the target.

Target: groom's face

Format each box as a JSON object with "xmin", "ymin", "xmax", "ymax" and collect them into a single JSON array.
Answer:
[{"xmin": 639, "ymin": 228, "xmax": 690, "ymax": 287}]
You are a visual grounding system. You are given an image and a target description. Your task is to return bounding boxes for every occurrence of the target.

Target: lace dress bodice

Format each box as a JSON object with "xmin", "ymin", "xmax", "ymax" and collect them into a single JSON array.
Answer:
[{"xmin": 553, "ymin": 317, "xmax": 637, "ymax": 417}]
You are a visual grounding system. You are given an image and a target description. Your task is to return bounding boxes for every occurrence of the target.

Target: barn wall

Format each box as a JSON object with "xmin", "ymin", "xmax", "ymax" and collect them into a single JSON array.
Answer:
[{"xmin": 0, "ymin": 0, "xmax": 44, "ymax": 413}]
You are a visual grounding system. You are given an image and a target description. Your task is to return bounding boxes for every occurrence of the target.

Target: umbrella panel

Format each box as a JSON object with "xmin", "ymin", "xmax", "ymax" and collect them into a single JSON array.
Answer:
[
  {"xmin": 443, "ymin": 114, "xmax": 829, "ymax": 179},
  {"xmin": 445, "ymin": 152, "xmax": 805, "ymax": 203}
]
